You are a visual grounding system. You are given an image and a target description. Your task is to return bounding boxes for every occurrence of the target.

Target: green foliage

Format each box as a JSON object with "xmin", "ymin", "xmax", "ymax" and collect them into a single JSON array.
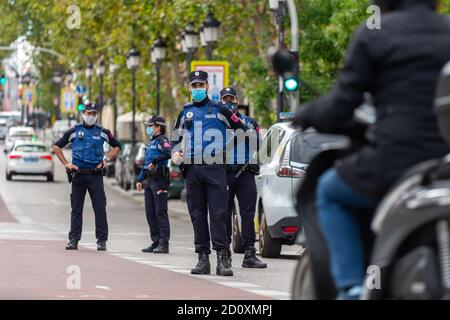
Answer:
[{"xmin": 3, "ymin": 0, "xmax": 447, "ymax": 126}]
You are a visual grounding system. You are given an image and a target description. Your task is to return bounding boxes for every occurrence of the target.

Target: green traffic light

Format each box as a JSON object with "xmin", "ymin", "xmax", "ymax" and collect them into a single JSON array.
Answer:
[
  {"xmin": 284, "ymin": 78, "xmax": 299, "ymax": 91},
  {"xmin": 77, "ymin": 104, "xmax": 84, "ymax": 111},
  {"xmin": 0, "ymin": 77, "xmax": 6, "ymax": 86}
]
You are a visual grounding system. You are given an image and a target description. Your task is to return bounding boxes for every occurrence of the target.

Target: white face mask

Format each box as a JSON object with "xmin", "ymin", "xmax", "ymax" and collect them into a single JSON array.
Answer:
[{"xmin": 83, "ymin": 114, "xmax": 97, "ymax": 126}]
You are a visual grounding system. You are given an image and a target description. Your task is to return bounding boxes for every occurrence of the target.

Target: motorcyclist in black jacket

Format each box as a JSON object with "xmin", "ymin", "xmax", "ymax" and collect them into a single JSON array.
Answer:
[{"xmin": 294, "ymin": 0, "xmax": 450, "ymax": 299}]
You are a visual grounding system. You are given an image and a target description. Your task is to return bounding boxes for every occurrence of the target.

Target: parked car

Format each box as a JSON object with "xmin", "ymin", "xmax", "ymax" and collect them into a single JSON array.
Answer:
[
  {"xmin": 5, "ymin": 126, "xmax": 36, "ymax": 152},
  {"xmin": 51, "ymin": 119, "xmax": 74, "ymax": 146},
  {"xmin": 0, "ymin": 119, "xmax": 8, "ymax": 140},
  {"xmin": 249, "ymin": 118, "xmax": 345, "ymax": 258},
  {"xmin": 168, "ymin": 159, "xmax": 185, "ymax": 199},
  {"xmin": 0, "ymin": 111, "xmax": 21, "ymax": 127},
  {"xmin": 122, "ymin": 142, "xmax": 146, "ymax": 190},
  {"xmin": 115, "ymin": 142, "xmax": 132, "ymax": 188},
  {"xmin": 5, "ymin": 140, "xmax": 54, "ymax": 181}
]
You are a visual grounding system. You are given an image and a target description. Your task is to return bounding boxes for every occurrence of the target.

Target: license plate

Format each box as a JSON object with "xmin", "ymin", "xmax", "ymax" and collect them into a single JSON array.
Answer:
[{"xmin": 24, "ymin": 157, "xmax": 38, "ymax": 162}]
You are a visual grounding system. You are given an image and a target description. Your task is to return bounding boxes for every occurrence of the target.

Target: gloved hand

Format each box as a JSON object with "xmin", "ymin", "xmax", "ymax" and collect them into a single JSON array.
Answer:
[{"xmin": 172, "ymin": 151, "xmax": 184, "ymax": 165}]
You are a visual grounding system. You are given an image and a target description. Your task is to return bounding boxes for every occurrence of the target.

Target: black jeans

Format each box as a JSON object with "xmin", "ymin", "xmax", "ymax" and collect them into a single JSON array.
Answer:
[
  {"xmin": 185, "ymin": 164, "xmax": 228, "ymax": 254},
  {"xmin": 69, "ymin": 173, "xmax": 108, "ymax": 242},
  {"xmin": 144, "ymin": 177, "xmax": 170, "ymax": 247},
  {"xmin": 226, "ymin": 171, "xmax": 257, "ymax": 249}
]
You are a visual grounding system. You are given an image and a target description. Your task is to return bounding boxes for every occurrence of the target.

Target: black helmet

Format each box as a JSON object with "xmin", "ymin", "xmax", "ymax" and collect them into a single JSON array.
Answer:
[
  {"xmin": 144, "ymin": 115, "xmax": 166, "ymax": 126},
  {"xmin": 434, "ymin": 62, "xmax": 450, "ymax": 145},
  {"xmin": 371, "ymin": 0, "xmax": 437, "ymax": 12}
]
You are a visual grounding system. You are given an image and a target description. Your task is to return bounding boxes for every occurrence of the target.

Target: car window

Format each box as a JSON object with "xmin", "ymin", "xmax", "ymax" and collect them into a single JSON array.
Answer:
[
  {"xmin": 290, "ymin": 132, "xmax": 347, "ymax": 164},
  {"xmin": 258, "ymin": 127, "xmax": 285, "ymax": 165},
  {"xmin": 15, "ymin": 145, "xmax": 47, "ymax": 153}
]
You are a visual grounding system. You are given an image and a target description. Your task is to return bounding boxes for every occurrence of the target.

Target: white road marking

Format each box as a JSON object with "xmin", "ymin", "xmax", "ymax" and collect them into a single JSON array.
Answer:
[
  {"xmin": 215, "ymin": 282, "xmax": 258, "ymax": 288},
  {"xmin": 95, "ymin": 286, "xmax": 112, "ymax": 291}
]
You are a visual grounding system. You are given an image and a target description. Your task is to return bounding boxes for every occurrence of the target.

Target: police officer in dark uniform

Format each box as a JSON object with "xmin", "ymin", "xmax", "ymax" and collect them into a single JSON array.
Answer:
[
  {"xmin": 171, "ymin": 70, "xmax": 248, "ymax": 276},
  {"xmin": 53, "ymin": 103, "xmax": 122, "ymax": 251},
  {"xmin": 136, "ymin": 116, "xmax": 171, "ymax": 254},
  {"xmin": 221, "ymin": 87, "xmax": 267, "ymax": 269}
]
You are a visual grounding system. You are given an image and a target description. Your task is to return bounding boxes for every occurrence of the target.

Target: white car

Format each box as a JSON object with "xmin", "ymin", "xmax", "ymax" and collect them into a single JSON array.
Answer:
[
  {"xmin": 255, "ymin": 118, "xmax": 345, "ymax": 258},
  {"xmin": 5, "ymin": 126, "xmax": 36, "ymax": 152},
  {"xmin": 5, "ymin": 141, "xmax": 54, "ymax": 181},
  {"xmin": 0, "ymin": 119, "xmax": 7, "ymax": 140},
  {"xmin": 51, "ymin": 119, "xmax": 75, "ymax": 145}
]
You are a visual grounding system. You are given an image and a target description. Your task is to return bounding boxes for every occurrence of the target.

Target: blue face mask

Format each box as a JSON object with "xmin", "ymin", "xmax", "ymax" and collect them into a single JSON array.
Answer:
[
  {"xmin": 191, "ymin": 88, "xmax": 207, "ymax": 102},
  {"xmin": 146, "ymin": 127, "xmax": 154, "ymax": 137}
]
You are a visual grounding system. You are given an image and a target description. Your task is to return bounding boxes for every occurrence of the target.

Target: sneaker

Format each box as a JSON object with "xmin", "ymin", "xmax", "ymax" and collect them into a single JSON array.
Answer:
[{"xmin": 97, "ymin": 241, "xmax": 107, "ymax": 251}]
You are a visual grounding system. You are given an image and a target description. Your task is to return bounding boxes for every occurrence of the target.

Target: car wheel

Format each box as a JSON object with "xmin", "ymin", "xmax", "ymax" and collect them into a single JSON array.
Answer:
[
  {"xmin": 259, "ymin": 208, "xmax": 282, "ymax": 258},
  {"xmin": 47, "ymin": 174, "xmax": 54, "ymax": 182},
  {"xmin": 6, "ymin": 172, "xmax": 12, "ymax": 181},
  {"xmin": 232, "ymin": 207, "xmax": 245, "ymax": 254},
  {"xmin": 291, "ymin": 250, "xmax": 316, "ymax": 300}
]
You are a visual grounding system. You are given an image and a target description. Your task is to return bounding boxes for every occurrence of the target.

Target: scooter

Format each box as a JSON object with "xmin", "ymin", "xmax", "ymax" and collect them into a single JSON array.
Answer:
[{"xmin": 291, "ymin": 63, "xmax": 450, "ymax": 300}]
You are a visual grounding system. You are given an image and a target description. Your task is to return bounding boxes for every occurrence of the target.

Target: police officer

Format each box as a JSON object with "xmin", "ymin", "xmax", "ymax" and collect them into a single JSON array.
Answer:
[
  {"xmin": 171, "ymin": 70, "xmax": 248, "ymax": 276},
  {"xmin": 136, "ymin": 116, "xmax": 171, "ymax": 254},
  {"xmin": 221, "ymin": 87, "xmax": 267, "ymax": 269},
  {"xmin": 53, "ymin": 103, "xmax": 122, "ymax": 251}
]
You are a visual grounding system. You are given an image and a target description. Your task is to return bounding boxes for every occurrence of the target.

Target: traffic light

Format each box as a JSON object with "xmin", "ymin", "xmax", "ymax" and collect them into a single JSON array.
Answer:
[
  {"xmin": 0, "ymin": 74, "xmax": 7, "ymax": 86},
  {"xmin": 77, "ymin": 103, "xmax": 84, "ymax": 112},
  {"xmin": 270, "ymin": 48, "xmax": 300, "ymax": 92}
]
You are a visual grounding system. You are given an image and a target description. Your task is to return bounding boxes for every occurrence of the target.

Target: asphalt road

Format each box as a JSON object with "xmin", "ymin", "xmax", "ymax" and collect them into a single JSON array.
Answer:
[{"xmin": 0, "ymin": 138, "xmax": 301, "ymax": 300}]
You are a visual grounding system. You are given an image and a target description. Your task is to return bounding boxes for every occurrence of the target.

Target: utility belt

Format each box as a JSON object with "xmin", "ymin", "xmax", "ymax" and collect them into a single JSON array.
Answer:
[
  {"xmin": 144, "ymin": 166, "xmax": 170, "ymax": 179},
  {"xmin": 226, "ymin": 164, "xmax": 260, "ymax": 175},
  {"xmin": 66, "ymin": 166, "xmax": 106, "ymax": 183}
]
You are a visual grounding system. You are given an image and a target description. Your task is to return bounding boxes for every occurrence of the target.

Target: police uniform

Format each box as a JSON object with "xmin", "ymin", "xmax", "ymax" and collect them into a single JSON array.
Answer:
[
  {"xmin": 221, "ymin": 87, "xmax": 267, "ymax": 269},
  {"xmin": 54, "ymin": 103, "xmax": 121, "ymax": 251},
  {"xmin": 137, "ymin": 116, "xmax": 171, "ymax": 253},
  {"xmin": 171, "ymin": 71, "xmax": 248, "ymax": 276}
]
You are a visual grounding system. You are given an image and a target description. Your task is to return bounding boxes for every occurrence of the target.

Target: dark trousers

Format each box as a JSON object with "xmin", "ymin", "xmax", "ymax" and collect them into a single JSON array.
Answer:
[
  {"xmin": 185, "ymin": 164, "xmax": 228, "ymax": 254},
  {"xmin": 226, "ymin": 171, "xmax": 257, "ymax": 249},
  {"xmin": 144, "ymin": 177, "xmax": 170, "ymax": 247},
  {"xmin": 69, "ymin": 173, "xmax": 108, "ymax": 242}
]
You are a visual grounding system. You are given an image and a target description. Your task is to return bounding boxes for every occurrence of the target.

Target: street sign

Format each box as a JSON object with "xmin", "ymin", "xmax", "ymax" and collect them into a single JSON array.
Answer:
[
  {"xmin": 60, "ymin": 88, "xmax": 78, "ymax": 114},
  {"xmin": 190, "ymin": 61, "xmax": 229, "ymax": 101},
  {"xmin": 76, "ymin": 85, "xmax": 86, "ymax": 95}
]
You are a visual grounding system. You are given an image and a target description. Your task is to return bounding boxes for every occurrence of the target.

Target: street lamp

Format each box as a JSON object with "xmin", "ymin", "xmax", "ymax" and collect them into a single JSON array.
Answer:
[
  {"xmin": 184, "ymin": 22, "xmax": 198, "ymax": 73},
  {"xmin": 96, "ymin": 58, "xmax": 106, "ymax": 123},
  {"xmin": 22, "ymin": 73, "xmax": 32, "ymax": 125},
  {"xmin": 126, "ymin": 47, "xmax": 140, "ymax": 146},
  {"xmin": 151, "ymin": 38, "xmax": 167, "ymax": 116},
  {"xmin": 65, "ymin": 69, "xmax": 73, "ymax": 85},
  {"xmin": 202, "ymin": 11, "xmax": 221, "ymax": 60},
  {"xmin": 85, "ymin": 63, "xmax": 94, "ymax": 101},
  {"xmin": 109, "ymin": 62, "xmax": 120, "ymax": 136},
  {"xmin": 199, "ymin": 26, "xmax": 207, "ymax": 48},
  {"xmin": 53, "ymin": 71, "xmax": 63, "ymax": 121}
]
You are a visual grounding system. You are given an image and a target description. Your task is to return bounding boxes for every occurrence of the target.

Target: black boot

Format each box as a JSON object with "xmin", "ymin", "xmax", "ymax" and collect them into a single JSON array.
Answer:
[
  {"xmin": 217, "ymin": 250, "xmax": 233, "ymax": 276},
  {"xmin": 191, "ymin": 253, "xmax": 211, "ymax": 275},
  {"xmin": 242, "ymin": 247, "xmax": 267, "ymax": 268},
  {"xmin": 142, "ymin": 243, "xmax": 158, "ymax": 253},
  {"xmin": 153, "ymin": 245, "xmax": 169, "ymax": 254},
  {"xmin": 65, "ymin": 239, "xmax": 78, "ymax": 250},
  {"xmin": 97, "ymin": 241, "xmax": 107, "ymax": 251},
  {"xmin": 226, "ymin": 249, "xmax": 232, "ymax": 268}
]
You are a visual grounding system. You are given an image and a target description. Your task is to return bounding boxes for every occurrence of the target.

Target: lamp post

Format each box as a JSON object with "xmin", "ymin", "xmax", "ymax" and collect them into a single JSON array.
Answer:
[
  {"xmin": 184, "ymin": 22, "xmax": 198, "ymax": 74},
  {"xmin": 85, "ymin": 63, "xmax": 94, "ymax": 102},
  {"xmin": 96, "ymin": 58, "xmax": 106, "ymax": 123},
  {"xmin": 269, "ymin": 0, "xmax": 287, "ymax": 121},
  {"xmin": 126, "ymin": 47, "xmax": 140, "ymax": 146},
  {"xmin": 202, "ymin": 11, "xmax": 221, "ymax": 60},
  {"xmin": 52, "ymin": 71, "xmax": 63, "ymax": 121},
  {"xmin": 109, "ymin": 62, "xmax": 120, "ymax": 136},
  {"xmin": 151, "ymin": 38, "xmax": 167, "ymax": 116},
  {"xmin": 22, "ymin": 73, "xmax": 32, "ymax": 125},
  {"xmin": 65, "ymin": 70, "xmax": 74, "ymax": 126}
]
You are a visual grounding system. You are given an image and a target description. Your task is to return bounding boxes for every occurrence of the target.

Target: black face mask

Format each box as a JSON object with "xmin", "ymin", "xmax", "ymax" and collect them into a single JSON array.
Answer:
[{"xmin": 224, "ymin": 101, "xmax": 238, "ymax": 114}]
